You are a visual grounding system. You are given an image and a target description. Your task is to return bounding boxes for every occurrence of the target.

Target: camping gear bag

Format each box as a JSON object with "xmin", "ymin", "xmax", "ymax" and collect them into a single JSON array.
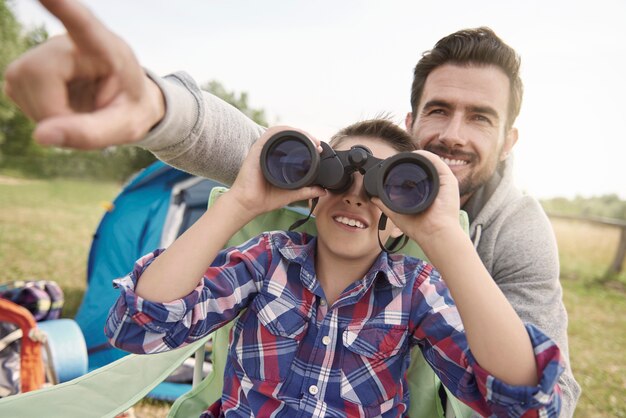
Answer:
[
  {"xmin": 0, "ymin": 280, "xmax": 87, "ymax": 397},
  {"xmin": 0, "ymin": 280, "xmax": 64, "ymax": 322}
]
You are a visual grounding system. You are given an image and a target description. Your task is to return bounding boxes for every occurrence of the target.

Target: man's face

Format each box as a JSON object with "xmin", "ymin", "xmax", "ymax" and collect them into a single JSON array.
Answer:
[{"xmin": 406, "ymin": 64, "xmax": 518, "ymax": 205}]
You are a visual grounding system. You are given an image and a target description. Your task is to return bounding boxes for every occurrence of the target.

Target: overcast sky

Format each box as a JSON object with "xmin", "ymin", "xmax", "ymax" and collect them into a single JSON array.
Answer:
[{"xmin": 12, "ymin": 0, "xmax": 626, "ymax": 199}]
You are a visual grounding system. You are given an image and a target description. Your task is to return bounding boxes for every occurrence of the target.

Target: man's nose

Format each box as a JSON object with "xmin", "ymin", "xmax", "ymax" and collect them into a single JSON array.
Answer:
[
  {"xmin": 439, "ymin": 114, "xmax": 468, "ymax": 148},
  {"xmin": 343, "ymin": 173, "xmax": 367, "ymax": 207}
]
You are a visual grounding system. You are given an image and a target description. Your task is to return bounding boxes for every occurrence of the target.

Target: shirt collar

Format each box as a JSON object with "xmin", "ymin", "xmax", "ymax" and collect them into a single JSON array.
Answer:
[{"xmin": 276, "ymin": 233, "xmax": 408, "ymax": 289}]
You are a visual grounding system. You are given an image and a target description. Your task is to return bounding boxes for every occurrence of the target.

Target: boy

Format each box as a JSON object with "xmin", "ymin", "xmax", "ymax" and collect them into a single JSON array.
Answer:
[{"xmin": 105, "ymin": 119, "xmax": 563, "ymax": 417}]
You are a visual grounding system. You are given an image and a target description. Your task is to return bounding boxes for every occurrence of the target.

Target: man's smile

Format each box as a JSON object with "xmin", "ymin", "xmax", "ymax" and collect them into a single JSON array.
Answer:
[{"xmin": 439, "ymin": 156, "xmax": 469, "ymax": 167}]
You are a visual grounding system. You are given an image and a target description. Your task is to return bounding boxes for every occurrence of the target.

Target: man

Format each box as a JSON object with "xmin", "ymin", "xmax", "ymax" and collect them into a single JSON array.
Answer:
[{"xmin": 4, "ymin": 0, "xmax": 580, "ymax": 415}]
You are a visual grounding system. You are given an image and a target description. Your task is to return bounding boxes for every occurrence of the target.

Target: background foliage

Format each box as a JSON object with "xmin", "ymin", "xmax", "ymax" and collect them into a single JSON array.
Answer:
[{"xmin": 541, "ymin": 194, "xmax": 626, "ymax": 221}]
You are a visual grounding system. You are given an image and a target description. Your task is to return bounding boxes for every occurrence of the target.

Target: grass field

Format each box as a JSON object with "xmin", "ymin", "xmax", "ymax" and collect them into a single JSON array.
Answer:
[
  {"xmin": 0, "ymin": 175, "xmax": 624, "ymax": 417},
  {"xmin": 0, "ymin": 175, "xmax": 121, "ymax": 316},
  {"xmin": 552, "ymin": 218, "xmax": 626, "ymax": 418}
]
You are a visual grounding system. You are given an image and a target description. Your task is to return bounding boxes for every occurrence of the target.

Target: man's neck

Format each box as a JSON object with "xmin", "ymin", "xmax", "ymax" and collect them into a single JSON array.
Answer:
[
  {"xmin": 462, "ymin": 161, "xmax": 508, "ymax": 218},
  {"xmin": 460, "ymin": 193, "xmax": 473, "ymax": 207}
]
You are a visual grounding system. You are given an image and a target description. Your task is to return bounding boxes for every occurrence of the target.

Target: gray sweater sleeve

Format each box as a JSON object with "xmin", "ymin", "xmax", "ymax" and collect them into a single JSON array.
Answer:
[
  {"xmin": 136, "ymin": 71, "xmax": 265, "ymax": 185},
  {"xmin": 476, "ymin": 196, "xmax": 581, "ymax": 417}
]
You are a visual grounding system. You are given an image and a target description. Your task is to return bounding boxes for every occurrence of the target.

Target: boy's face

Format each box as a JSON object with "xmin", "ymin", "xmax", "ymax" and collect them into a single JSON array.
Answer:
[{"xmin": 313, "ymin": 136, "xmax": 403, "ymax": 264}]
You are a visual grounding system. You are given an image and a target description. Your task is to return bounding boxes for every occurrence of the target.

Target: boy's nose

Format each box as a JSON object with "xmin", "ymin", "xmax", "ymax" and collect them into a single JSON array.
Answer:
[{"xmin": 343, "ymin": 173, "xmax": 367, "ymax": 207}]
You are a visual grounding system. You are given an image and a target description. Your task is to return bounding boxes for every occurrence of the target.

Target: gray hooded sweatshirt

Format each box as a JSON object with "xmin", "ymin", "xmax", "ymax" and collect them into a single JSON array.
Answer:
[{"xmin": 138, "ymin": 71, "xmax": 580, "ymax": 417}]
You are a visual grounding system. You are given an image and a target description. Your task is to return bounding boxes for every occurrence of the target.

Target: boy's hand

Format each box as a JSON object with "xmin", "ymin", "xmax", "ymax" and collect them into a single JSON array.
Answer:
[
  {"xmin": 3, "ymin": 0, "xmax": 164, "ymax": 149},
  {"xmin": 227, "ymin": 126, "xmax": 327, "ymax": 219},
  {"xmin": 371, "ymin": 150, "xmax": 462, "ymax": 247}
]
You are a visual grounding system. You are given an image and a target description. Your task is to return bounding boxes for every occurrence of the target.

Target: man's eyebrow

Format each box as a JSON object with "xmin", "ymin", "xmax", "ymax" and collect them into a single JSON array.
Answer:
[
  {"xmin": 422, "ymin": 100, "xmax": 501, "ymax": 121},
  {"xmin": 468, "ymin": 105, "xmax": 500, "ymax": 120},
  {"xmin": 422, "ymin": 100, "xmax": 452, "ymax": 111}
]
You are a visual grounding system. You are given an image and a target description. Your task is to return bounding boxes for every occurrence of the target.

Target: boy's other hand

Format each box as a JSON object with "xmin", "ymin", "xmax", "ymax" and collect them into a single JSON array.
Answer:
[
  {"xmin": 371, "ymin": 150, "xmax": 462, "ymax": 246},
  {"xmin": 228, "ymin": 126, "xmax": 327, "ymax": 218},
  {"xmin": 3, "ymin": 0, "xmax": 165, "ymax": 149}
]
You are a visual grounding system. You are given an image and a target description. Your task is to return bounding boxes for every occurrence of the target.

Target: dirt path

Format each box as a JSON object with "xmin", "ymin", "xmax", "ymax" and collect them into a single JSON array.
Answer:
[{"xmin": 0, "ymin": 175, "xmax": 35, "ymax": 185}]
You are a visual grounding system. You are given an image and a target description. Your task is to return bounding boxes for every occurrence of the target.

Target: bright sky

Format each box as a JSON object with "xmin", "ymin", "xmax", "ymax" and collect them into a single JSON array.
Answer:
[{"xmin": 12, "ymin": 0, "xmax": 626, "ymax": 199}]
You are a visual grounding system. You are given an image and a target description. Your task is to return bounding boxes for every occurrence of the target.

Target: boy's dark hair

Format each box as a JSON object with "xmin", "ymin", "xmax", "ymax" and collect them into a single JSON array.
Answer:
[
  {"xmin": 330, "ymin": 117, "xmax": 416, "ymax": 152},
  {"xmin": 410, "ymin": 27, "xmax": 523, "ymax": 130}
]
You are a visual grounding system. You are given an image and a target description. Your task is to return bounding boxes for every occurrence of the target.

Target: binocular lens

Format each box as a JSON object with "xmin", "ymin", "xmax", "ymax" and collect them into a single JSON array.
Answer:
[
  {"xmin": 261, "ymin": 130, "xmax": 439, "ymax": 214},
  {"xmin": 265, "ymin": 138, "xmax": 313, "ymax": 187},
  {"xmin": 383, "ymin": 163, "xmax": 433, "ymax": 212}
]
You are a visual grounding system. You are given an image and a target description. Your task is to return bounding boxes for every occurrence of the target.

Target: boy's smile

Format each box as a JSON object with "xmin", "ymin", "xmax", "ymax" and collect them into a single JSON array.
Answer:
[{"xmin": 332, "ymin": 213, "xmax": 367, "ymax": 230}]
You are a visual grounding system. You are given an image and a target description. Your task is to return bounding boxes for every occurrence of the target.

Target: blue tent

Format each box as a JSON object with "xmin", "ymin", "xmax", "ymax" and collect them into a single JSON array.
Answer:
[{"xmin": 73, "ymin": 161, "xmax": 221, "ymax": 400}]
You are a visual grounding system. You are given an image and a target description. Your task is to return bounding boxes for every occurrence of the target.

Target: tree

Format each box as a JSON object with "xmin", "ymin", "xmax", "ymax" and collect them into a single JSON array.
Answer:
[
  {"xmin": 0, "ymin": 0, "xmax": 24, "ymax": 127},
  {"xmin": 0, "ymin": 0, "xmax": 47, "ymax": 158},
  {"xmin": 202, "ymin": 80, "xmax": 268, "ymax": 126}
]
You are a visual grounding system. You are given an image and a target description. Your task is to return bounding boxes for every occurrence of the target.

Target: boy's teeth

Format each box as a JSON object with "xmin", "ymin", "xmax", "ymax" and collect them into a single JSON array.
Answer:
[
  {"xmin": 334, "ymin": 216, "xmax": 365, "ymax": 229},
  {"xmin": 440, "ymin": 156, "xmax": 468, "ymax": 166}
]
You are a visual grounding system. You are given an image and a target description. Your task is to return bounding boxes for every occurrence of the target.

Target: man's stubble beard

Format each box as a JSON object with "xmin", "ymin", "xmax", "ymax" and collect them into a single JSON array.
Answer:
[{"xmin": 420, "ymin": 142, "xmax": 498, "ymax": 203}]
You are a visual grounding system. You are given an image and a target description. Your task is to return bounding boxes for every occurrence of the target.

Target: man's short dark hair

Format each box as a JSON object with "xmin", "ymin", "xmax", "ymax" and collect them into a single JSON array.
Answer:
[
  {"xmin": 330, "ymin": 118, "xmax": 416, "ymax": 152},
  {"xmin": 410, "ymin": 27, "xmax": 523, "ymax": 130}
]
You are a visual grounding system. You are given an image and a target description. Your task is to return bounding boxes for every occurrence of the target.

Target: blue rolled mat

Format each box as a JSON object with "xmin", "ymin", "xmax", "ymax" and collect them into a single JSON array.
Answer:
[
  {"xmin": 148, "ymin": 381, "xmax": 192, "ymax": 402},
  {"xmin": 37, "ymin": 319, "xmax": 88, "ymax": 383}
]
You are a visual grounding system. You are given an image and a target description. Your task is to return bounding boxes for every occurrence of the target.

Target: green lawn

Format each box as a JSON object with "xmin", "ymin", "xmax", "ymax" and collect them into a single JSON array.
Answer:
[
  {"xmin": 0, "ymin": 175, "xmax": 624, "ymax": 417},
  {"xmin": 552, "ymin": 217, "xmax": 626, "ymax": 418},
  {"xmin": 563, "ymin": 279, "xmax": 626, "ymax": 418},
  {"xmin": 0, "ymin": 176, "xmax": 120, "ymax": 316}
]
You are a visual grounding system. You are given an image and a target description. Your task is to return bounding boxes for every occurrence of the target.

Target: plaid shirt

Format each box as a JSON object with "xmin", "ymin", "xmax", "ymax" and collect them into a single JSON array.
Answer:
[{"xmin": 106, "ymin": 231, "xmax": 563, "ymax": 418}]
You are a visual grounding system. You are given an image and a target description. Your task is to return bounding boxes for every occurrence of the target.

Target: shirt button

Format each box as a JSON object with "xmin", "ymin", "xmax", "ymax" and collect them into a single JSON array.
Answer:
[
  {"xmin": 308, "ymin": 385, "xmax": 319, "ymax": 395},
  {"xmin": 322, "ymin": 336, "xmax": 331, "ymax": 346},
  {"xmin": 320, "ymin": 299, "xmax": 327, "ymax": 306}
]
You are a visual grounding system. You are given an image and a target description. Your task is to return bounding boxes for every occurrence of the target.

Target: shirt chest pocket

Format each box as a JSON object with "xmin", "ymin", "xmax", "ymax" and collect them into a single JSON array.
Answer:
[
  {"xmin": 231, "ymin": 293, "xmax": 309, "ymax": 383},
  {"xmin": 340, "ymin": 323, "xmax": 408, "ymax": 408}
]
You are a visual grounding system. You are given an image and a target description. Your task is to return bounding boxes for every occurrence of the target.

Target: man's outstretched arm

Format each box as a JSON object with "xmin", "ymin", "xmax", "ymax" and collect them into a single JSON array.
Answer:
[
  {"xmin": 4, "ymin": 0, "xmax": 262, "ymax": 184},
  {"xmin": 137, "ymin": 71, "xmax": 264, "ymax": 185}
]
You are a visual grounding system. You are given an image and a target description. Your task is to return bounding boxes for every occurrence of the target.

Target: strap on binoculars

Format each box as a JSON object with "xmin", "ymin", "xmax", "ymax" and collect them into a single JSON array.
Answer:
[
  {"xmin": 377, "ymin": 214, "xmax": 409, "ymax": 254},
  {"xmin": 288, "ymin": 198, "xmax": 319, "ymax": 232}
]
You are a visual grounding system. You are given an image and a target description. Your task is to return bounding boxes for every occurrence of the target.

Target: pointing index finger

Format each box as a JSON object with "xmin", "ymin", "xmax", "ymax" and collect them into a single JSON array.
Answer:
[{"xmin": 39, "ymin": 0, "xmax": 115, "ymax": 56}]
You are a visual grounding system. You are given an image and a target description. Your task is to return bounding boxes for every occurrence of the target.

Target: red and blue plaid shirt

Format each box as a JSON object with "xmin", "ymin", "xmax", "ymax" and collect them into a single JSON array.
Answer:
[{"xmin": 106, "ymin": 231, "xmax": 563, "ymax": 417}]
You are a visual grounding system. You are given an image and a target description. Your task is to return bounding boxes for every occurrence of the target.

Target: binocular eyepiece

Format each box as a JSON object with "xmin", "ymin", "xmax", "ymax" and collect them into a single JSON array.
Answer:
[{"xmin": 260, "ymin": 130, "xmax": 439, "ymax": 214}]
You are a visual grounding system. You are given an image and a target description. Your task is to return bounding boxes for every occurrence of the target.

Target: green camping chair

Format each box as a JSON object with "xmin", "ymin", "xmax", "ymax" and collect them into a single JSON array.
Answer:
[{"xmin": 0, "ymin": 187, "xmax": 473, "ymax": 418}]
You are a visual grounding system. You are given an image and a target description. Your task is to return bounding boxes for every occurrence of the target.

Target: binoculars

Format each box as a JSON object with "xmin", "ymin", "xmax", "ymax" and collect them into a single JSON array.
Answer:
[{"xmin": 260, "ymin": 130, "xmax": 439, "ymax": 214}]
